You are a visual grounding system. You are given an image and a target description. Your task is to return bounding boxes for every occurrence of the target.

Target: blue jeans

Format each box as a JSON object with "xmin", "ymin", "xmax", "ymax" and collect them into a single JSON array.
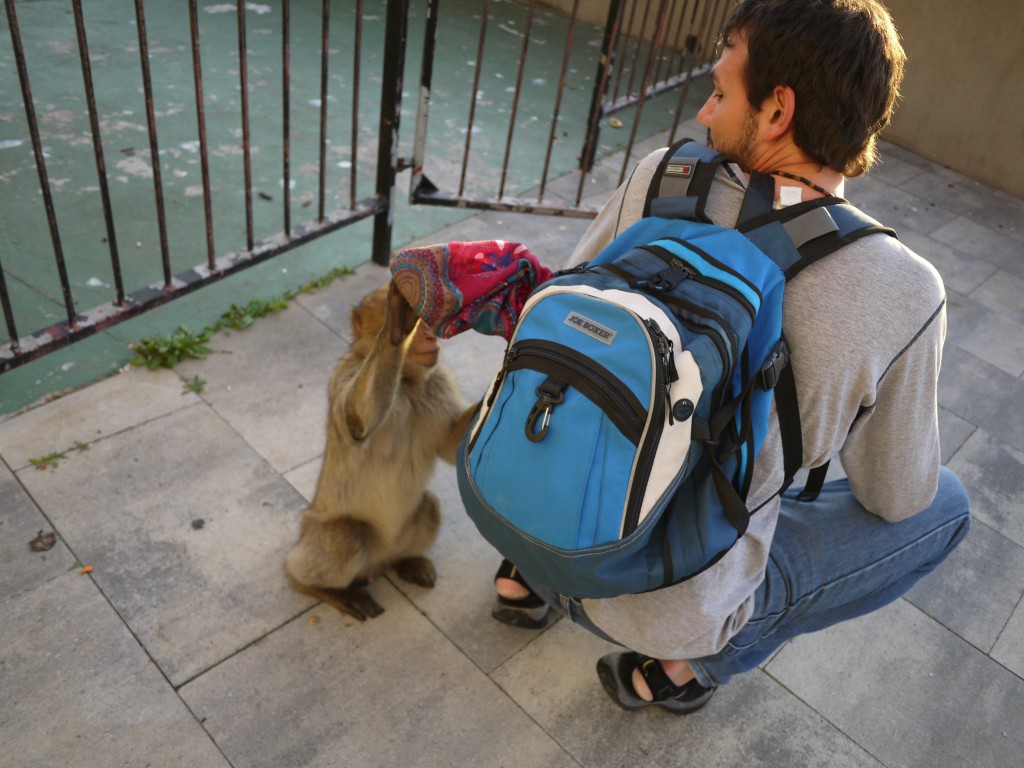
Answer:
[{"xmin": 528, "ymin": 466, "xmax": 971, "ymax": 689}]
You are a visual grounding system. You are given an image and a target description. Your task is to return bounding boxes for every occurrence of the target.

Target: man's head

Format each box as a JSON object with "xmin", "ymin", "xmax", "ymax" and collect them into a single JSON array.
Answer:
[{"xmin": 705, "ymin": 0, "xmax": 906, "ymax": 177}]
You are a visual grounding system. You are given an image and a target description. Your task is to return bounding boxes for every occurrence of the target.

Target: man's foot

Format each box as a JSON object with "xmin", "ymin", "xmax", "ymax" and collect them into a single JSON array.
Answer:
[
  {"xmin": 631, "ymin": 657, "xmax": 693, "ymax": 701},
  {"xmin": 596, "ymin": 652, "xmax": 716, "ymax": 715},
  {"xmin": 492, "ymin": 559, "xmax": 551, "ymax": 629}
]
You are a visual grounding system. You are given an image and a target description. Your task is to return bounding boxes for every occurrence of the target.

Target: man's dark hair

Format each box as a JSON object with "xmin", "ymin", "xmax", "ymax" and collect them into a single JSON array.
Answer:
[{"xmin": 721, "ymin": 0, "xmax": 906, "ymax": 176}]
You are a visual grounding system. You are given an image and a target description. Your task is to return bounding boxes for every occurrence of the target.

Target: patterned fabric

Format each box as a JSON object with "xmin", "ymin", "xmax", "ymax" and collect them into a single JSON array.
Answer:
[{"xmin": 390, "ymin": 240, "xmax": 553, "ymax": 340}]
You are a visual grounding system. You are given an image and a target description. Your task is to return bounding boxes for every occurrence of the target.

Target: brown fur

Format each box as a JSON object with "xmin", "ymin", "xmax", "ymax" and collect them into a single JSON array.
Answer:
[{"xmin": 285, "ymin": 283, "xmax": 476, "ymax": 620}]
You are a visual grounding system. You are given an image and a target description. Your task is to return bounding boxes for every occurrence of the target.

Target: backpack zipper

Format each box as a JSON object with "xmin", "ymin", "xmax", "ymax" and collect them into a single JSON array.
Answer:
[
  {"xmin": 617, "ymin": 317, "xmax": 672, "ymax": 536},
  {"xmin": 504, "ymin": 340, "xmax": 646, "ymax": 446},
  {"xmin": 640, "ymin": 241, "xmax": 758, "ymax": 321}
]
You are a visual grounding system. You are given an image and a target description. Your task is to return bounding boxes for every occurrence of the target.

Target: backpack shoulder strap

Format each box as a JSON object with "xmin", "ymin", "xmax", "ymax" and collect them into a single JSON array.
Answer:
[
  {"xmin": 738, "ymin": 188, "xmax": 898, "ymax": 278},
  {"xmin": 738, "ymin": 177, "xmax": 899, "ymax": 501},
  {"xmin": 643, "ymin": 138, "xmax": 730, "ymax": 222}
]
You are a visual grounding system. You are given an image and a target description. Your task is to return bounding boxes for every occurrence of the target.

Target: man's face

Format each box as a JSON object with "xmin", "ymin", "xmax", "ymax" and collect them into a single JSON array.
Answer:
[{"xmin": 696, "ymin": 34, "xmax": 761, "ymax": 169}]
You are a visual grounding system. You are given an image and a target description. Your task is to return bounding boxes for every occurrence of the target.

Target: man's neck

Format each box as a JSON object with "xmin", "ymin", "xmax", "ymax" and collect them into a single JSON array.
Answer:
[{"xmin": 747, "ymin": 145, "xmax": 844, "ymax": 201}]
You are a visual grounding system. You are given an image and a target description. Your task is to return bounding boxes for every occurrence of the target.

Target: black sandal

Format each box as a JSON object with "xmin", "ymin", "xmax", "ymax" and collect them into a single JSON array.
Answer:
[
  {"xmin": 596, "ymin": 651, "xmax": 715, "ymax": 715},
  {"xmin": 492, "ymin": 559, "xmax": 551, "ymax": 629}
]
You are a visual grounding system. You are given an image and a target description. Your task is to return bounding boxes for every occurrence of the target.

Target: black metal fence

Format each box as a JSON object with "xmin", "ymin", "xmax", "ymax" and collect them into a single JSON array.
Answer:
[
  {"xmin": 0, "ymin": 0, "xmax": 721, "ymax": 374},
  {"xmin": 410, "ymin": 0, "xmax": 726, "ymax": 216}
]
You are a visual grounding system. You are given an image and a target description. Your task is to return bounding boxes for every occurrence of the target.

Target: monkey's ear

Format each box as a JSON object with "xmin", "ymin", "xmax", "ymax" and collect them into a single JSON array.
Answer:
[{"xmin": 351, "ymin": 306, "xmax": 363, "ymax": 338}]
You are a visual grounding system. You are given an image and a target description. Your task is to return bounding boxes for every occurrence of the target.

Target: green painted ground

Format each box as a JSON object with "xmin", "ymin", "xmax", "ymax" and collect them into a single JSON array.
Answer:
[{"xmin": 0, "ymin": 0, "xmax": 710, "ymax": 415}]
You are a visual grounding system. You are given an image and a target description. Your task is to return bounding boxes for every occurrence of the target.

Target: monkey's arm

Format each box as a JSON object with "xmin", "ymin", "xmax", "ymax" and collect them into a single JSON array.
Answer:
[
  {"xmin": 438, "ymin": 401, "xmax": 480, "ymax": 464},
  {"xmin": 342, "ymin": 285, "xmax": 418, "ymax": 441}
]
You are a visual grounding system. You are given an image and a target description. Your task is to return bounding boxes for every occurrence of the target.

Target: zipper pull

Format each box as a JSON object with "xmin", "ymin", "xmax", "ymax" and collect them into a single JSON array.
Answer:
[
  {"xmin": 525, "ymin": 377, "xmax": 567, "ymax": 443},
  {"xmin": 552, "ymin": 262, "xmax": 592, "ymax": 277},
  {"xmin": 646, "ymin": 319, "xmax": 678, "ymax": 426}
]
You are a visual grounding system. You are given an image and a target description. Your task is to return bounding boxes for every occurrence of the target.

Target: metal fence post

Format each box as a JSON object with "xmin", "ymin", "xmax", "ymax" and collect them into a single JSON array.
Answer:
[{"xmin": 372, "ymin": 0, "xmax": 410, "ymax": 266}]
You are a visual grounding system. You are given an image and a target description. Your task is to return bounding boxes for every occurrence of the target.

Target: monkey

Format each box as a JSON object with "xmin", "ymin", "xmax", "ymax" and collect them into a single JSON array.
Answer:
[{"xmin": 285, "ymin": 281, "xmax": 476, "ymax": 621}]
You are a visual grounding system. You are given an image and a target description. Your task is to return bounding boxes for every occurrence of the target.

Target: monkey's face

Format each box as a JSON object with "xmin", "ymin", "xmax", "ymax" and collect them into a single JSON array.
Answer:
[{"xmin": 404, "ymin": 320, "xmax": 440, "ymax": 369}]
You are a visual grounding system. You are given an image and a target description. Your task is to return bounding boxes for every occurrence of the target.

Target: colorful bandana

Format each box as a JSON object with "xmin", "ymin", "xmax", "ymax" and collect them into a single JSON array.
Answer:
[{"xmin": 390, "ymin": 240, "xmax": 553, "ymax": 340}]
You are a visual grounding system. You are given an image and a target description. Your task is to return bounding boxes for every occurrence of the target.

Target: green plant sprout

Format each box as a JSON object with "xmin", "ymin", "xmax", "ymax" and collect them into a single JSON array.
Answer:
[{"xmin": 129, "ymin": 266, "xmax": 353, "ymax": 370}]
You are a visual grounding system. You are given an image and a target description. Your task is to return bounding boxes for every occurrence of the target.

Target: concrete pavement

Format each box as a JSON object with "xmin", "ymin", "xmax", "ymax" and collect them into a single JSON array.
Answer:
[{"xmin": 2, "ymin": 132, "xmax": 1023, "ymax": 768}]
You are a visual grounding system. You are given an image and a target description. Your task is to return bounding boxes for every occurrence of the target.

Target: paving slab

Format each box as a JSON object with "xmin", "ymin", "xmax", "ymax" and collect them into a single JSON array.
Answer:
[
  {"xmin": 16, "ymin": 403, "xmax": 312, "ymax": 687},
  {"xmin": 905, "ymin": 518, "xmax": 1024, "ymax": 653},
  {"xmin": 944, "ymin": 289, "xmax": 1024, "ymax": 377},
  {"xmin": 946, "ymin": 428, "xmax": 1024, "ymax": 548},
  {"xmin": 391, "ymin": 460, "xmax": 562, "ymax": 674},
  {"xmin": 491, "ymin": 620, "xmax": 883, "ymax": 768},
  {"xmin": 0, "ymin": 462, "xmax": 76, "ymax": 602},
  {"xmin": 0, "ymin": 366, "xmax": 195, "ymax": 470},
  {"xmin": 179, "ymin": 579, "xmax": 579, "ymax": 768},
  {"xmin": 292, "ymin": 262, "xmax": 393, "ymax": 341},
  {"xmin": 992, "ymin": 598, "xmax": 1024, "ymax": 679},
  {"xmin": 931, "ymin": 215, "xmax": 1024, "ymax": 281},
  {"xmin": 765, "ymin": 600, "xmax": 1024, "ymax": 768},
  {"xmin": 897, "ymin": 229, "xmax": 1000, "ymax": 297},
  {"xmin": 910, "ymin": 163, "xmax": 998, "ymax": 216},
  {"xmin": 0, "ymin": 571, "xmax": 230, "ymax": 768},
  {"xmin": 938, "ymin": 345, "xmax": 1024, "ymax": 455},
  {"xmin": 175, "ymin": 302, "xmax": 348, "ymax": 475},
  {"xmin": 868, "ymin": 150, "xmax": 931, "ymax": 188},
  {"xmin": 968, "ymin": 268, "xmax": 1024, "ymax": 318},
  {"xmin": 844, "ymin": 174, "xmax": 955, "ymax": 239},
  {"xmin": 982, "ymin": 191, "xmax": 1024, "ymax": 244},
  {"xmin": 937, "ymin": 407, "xmax": 977, "ymax": 464}
]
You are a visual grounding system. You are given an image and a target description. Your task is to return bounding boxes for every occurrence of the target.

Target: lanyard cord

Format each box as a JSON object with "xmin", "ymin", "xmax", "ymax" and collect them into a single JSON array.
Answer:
[{"xmin": 769, "ymin": 169, "xmax": 834, "ymax": 198}]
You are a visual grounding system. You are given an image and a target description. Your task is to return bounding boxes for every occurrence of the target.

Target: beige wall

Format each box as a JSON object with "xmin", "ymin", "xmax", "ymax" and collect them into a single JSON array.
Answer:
[
  {"xmin": 538, "ymin": 0, "xmax": 1024, "ymax": 198},
  {"xmin": 882, "ymin": 0, "xmax": 1024, "ymax": 197}
]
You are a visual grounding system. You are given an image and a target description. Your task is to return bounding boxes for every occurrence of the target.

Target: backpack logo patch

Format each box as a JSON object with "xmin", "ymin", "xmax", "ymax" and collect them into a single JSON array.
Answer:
[
  {"xmin": 666, "ymin": 162, "xmax": 694, "ymax": 178},
  {"xmin": 564, "ymin": 311, "xmax": 616, "ymax": 344}
]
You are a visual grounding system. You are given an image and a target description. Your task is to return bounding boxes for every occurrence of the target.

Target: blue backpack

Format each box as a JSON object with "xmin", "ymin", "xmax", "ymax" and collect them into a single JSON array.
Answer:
[{"xmin": 456, "ymin": 139, "xmax": 895, "ymax": 599}]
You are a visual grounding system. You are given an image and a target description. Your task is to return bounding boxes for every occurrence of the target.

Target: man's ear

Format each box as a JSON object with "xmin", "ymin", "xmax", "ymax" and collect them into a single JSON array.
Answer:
[{"xmin": 760, "ymin": 84, "xmax": 796, "ymax": 141}]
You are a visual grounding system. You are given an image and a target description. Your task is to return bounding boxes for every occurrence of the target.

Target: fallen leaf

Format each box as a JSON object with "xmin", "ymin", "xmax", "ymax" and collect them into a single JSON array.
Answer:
[{"xmin": 29, "ymin": 530, "xmax": 57, "ymax": 552}]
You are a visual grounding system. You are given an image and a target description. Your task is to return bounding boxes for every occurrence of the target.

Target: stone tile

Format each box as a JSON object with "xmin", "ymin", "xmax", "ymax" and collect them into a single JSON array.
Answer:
[
  {"xmin": 898, "ymin": 228, "xmax": 999, "ymax": 296},
  {"xmin": 939, "ymin": 407, "xmax": 977, "ymax": 464},
  {"xmin": 0, "ymin": 463, "xmax": 75, "ymax": 602},
  {"xmin": 766, "ymin": 600, "xmax": 1024, "ymax": 768},
  {"xmin": 17, "ymin": 405, "xmax": 311, "ymax": 686},
  {"xmin": 389, "ymin": 459, "xmax": 562, "ymax": 674},
  {"xmin": 992, "ymin": 598, "xmax": 1024, "ymax": 679},
  {"xmin": 440, "ymin": 319, "xmax": 510, "ymax": 403},
  {"xmin": 176, "ymin": 301, "xmax": 345, "ymax": 474},
  {"xmin": 0, "ymin": 366, "xmax": 194, "ymax": 471},
  {"xmin": 179, "ymin": 581, "xmax": 578, "ymax": 768},
  {"xmin": 944, "ymin": 290, "xmax": 1024, "ymax": 377},
  {"xmin": 932, "ymin": 215, "xmax": 1024, "ymax": 281},
  {"xmin": 986, "ymin": 190, "xmax": 1024, "ymax": 244},
  {"xmin": 906, "ymin": 519, "xmax": 1024, "ymax": 653},
  {"xmin": 938, "ymin": 345, "xmax": 1024, "ymax": 454},
  {"xmin": 844, "ymin": 176, "xmax": 953, "ymax": 238},
  {"xmin": 292, "ymin": 262, "xmax": 392, "ymax": 341},
  {"xmin": 868, "ymin": 150, "xmax": 929, "ymax": 188},
  {"xmin": 401, "ymin": 207, "xmax": 594, "ymax": 272},
  {"xmin": 969, "ymin": 268, "xmax": 1024, "ymax": 318},
  {"xmin": 491, "ymin": 621, "xmax": 882, "ymax": 768},
  {"xmin": 879, "ymin": 141, "xmax": 943, "ymax": 173},
  {"xmin": 283, "ymin": 455, "xmax": 321, "ymax": 503},
  {"xmin": 0, "ymin": 572, "xmax": 229, "ymax": 767},
  {"xmin": 946, "ymin": 429, "xmax": 1024, "ymax": 548},
  {"xmin": 910, "ymin": 164, "xmax": 994, "ymax": 215}
]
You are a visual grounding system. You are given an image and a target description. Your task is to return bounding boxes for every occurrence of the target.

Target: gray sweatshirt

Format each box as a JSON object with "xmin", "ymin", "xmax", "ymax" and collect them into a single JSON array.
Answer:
[{"xmin": 568, "ymin": 148, "xmax": 945, "ymax": 660}]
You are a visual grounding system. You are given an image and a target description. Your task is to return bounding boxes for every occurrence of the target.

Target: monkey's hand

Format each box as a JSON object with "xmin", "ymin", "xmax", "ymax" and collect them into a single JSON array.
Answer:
[{"xmin": 386, "ymin": 281, "xmax": 421, "ymax": 346}]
